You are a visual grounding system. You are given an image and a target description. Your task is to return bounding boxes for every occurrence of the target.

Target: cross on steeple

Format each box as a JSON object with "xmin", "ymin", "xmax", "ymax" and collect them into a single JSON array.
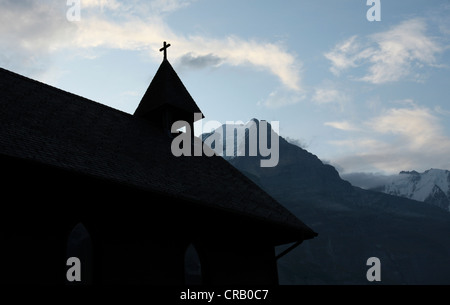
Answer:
[{"xmin": 160, "ymin": 41, "xmax": 171, "ymax": 61}]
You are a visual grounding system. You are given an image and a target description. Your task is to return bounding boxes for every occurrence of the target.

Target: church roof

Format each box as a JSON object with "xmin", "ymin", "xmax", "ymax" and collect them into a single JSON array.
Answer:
[
  {"xmin": 0, "ymin": 66, "xmax": 317, "ymax": 244},
  {"xmin": 134, "ymin": 59, "xmax": 204, "ymax": 121}
]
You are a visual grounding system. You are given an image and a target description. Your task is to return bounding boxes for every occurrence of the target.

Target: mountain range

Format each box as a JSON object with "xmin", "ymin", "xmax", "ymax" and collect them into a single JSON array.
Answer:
[
  {"xmin": 371, "ymin": 169, "xmax": 450, "ymax": 211},
  {"xmin": 202, "ymin": 119, "xmax": 450, "ymax": 284}
]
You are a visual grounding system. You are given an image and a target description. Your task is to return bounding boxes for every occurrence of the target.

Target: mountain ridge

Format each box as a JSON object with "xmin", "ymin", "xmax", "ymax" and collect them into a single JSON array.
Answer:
[
  {"xmin": 202, "ymin": 121, "xmax": 450, "ymax": 284},
  {"xmin": 377, "ymin": 169, "xmax": 450, "ymax": 211}
]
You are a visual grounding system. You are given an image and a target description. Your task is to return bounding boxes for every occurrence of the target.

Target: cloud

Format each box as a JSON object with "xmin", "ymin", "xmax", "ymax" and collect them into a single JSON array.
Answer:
[
  {"xmin": 324, "ymin": 35, "xmax": 360, "ymax": 76},
  {"xmin": 149, "ymin": 0, "xmax": 197, "ymax": 14},
  {"xmin": 179, "ymin": 36, "xmax": 303, "ymax": 91},
  {"xmin": 340, "ymin": 172, "xmax": 394, "ymax": 189},
  {"xmin": 330, "ymin": 138, "xmax": 390, "ymax": 152},
  {"xmin": 260, "ymin": 87, "xmax": 305, "ymax": 108},
  {"xmin": 285, "ymin": 137, "xmax": 308, "ymax": 149},
  {"xmin": 329, "ymin": 103, "xmax": 450, "ymax": 174},
  {"xmin": 72, "ymin": 18, "xmax": 303, "ymax": 90},
  {"xmin": 0, "ymin": 0, "xmax": 77, "ymax": 76},
  {"xmin": 324, "ymin": 121, "xmax": 359, "ymax": 131},
  {"xmin": 434, "ymin": 106, "xmax": 450, "ymax": 116},
  {"xmin": 176, "ymin": 52, "xmax": 223, "ymax": 69},
  {"xmin": 333, "ymin": 150, "xmax": 440, "ymax": 176},
  {"xmin": 0, "ymin": 0, "xmax": 304, "ymax": 99},
  {"xmin": 325, "ymin": 18, "xmax": 444, "ymax": 84},
  {"xmin": 312, "ymin": 87, "xmax": 350, "ymax": 108},
  {"xmin": 367, "ymin": 106, "xmax": 443, "ymax": 149},
  {"xmin": 82, "ymin": 0, "xmax": 121, "ymax": 10}
]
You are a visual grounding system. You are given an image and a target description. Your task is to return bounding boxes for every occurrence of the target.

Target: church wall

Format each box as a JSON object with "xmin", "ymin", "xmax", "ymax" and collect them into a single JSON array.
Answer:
[
  {"xmin": 1, "ymin": 154, "xmax": 279, "ymax": 285},
  {"xmin": 197, "ymin": 239, "xmax": 278, "ymax": 285},
  {"xmin": 1, "ymin": 155, "xmax": 195, "ymax": 284}
]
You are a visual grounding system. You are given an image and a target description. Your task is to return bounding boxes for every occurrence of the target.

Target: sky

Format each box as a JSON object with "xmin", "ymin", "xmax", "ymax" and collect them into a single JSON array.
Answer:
[{"xmin": 1, "ymin": 0, "xmax": 450, "ymax": 178}]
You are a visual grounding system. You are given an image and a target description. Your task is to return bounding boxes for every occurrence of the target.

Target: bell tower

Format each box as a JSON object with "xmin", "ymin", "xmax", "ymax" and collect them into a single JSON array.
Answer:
[{"xmin": 134, "ymin": 41, "xmax": 204, "ymax": 135}]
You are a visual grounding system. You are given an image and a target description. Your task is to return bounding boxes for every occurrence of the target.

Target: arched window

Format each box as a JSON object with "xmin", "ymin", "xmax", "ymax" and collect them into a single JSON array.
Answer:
[
  {"xmin": 184, "ymin": 243, "xmax": 202, "ymax": 285},
  {"xmin": 66, "ymin": 222, "xmax": 93, "ymax": 284}
]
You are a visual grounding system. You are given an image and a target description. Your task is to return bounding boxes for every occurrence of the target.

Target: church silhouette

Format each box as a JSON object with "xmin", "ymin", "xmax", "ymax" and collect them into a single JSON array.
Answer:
[{"xmin": 0, "ymin": 43, "xmax": 317, "ymax": 284}]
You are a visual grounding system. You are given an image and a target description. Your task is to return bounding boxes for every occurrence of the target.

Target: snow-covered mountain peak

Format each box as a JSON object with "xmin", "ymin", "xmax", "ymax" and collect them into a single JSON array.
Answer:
[
  {"xmin": 384, "ymin": 169, "xmax": 450, "ymax": 211},
  {"xmin": 201, "ymin": 119, "xmax": 277, "ymax": 160}
]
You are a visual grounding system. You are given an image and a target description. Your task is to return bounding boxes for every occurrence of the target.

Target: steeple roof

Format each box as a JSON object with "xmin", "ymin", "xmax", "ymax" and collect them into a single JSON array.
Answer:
[{"xmin": 134, "ymin": 59, "xmax": 204, "ymax": 122}]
